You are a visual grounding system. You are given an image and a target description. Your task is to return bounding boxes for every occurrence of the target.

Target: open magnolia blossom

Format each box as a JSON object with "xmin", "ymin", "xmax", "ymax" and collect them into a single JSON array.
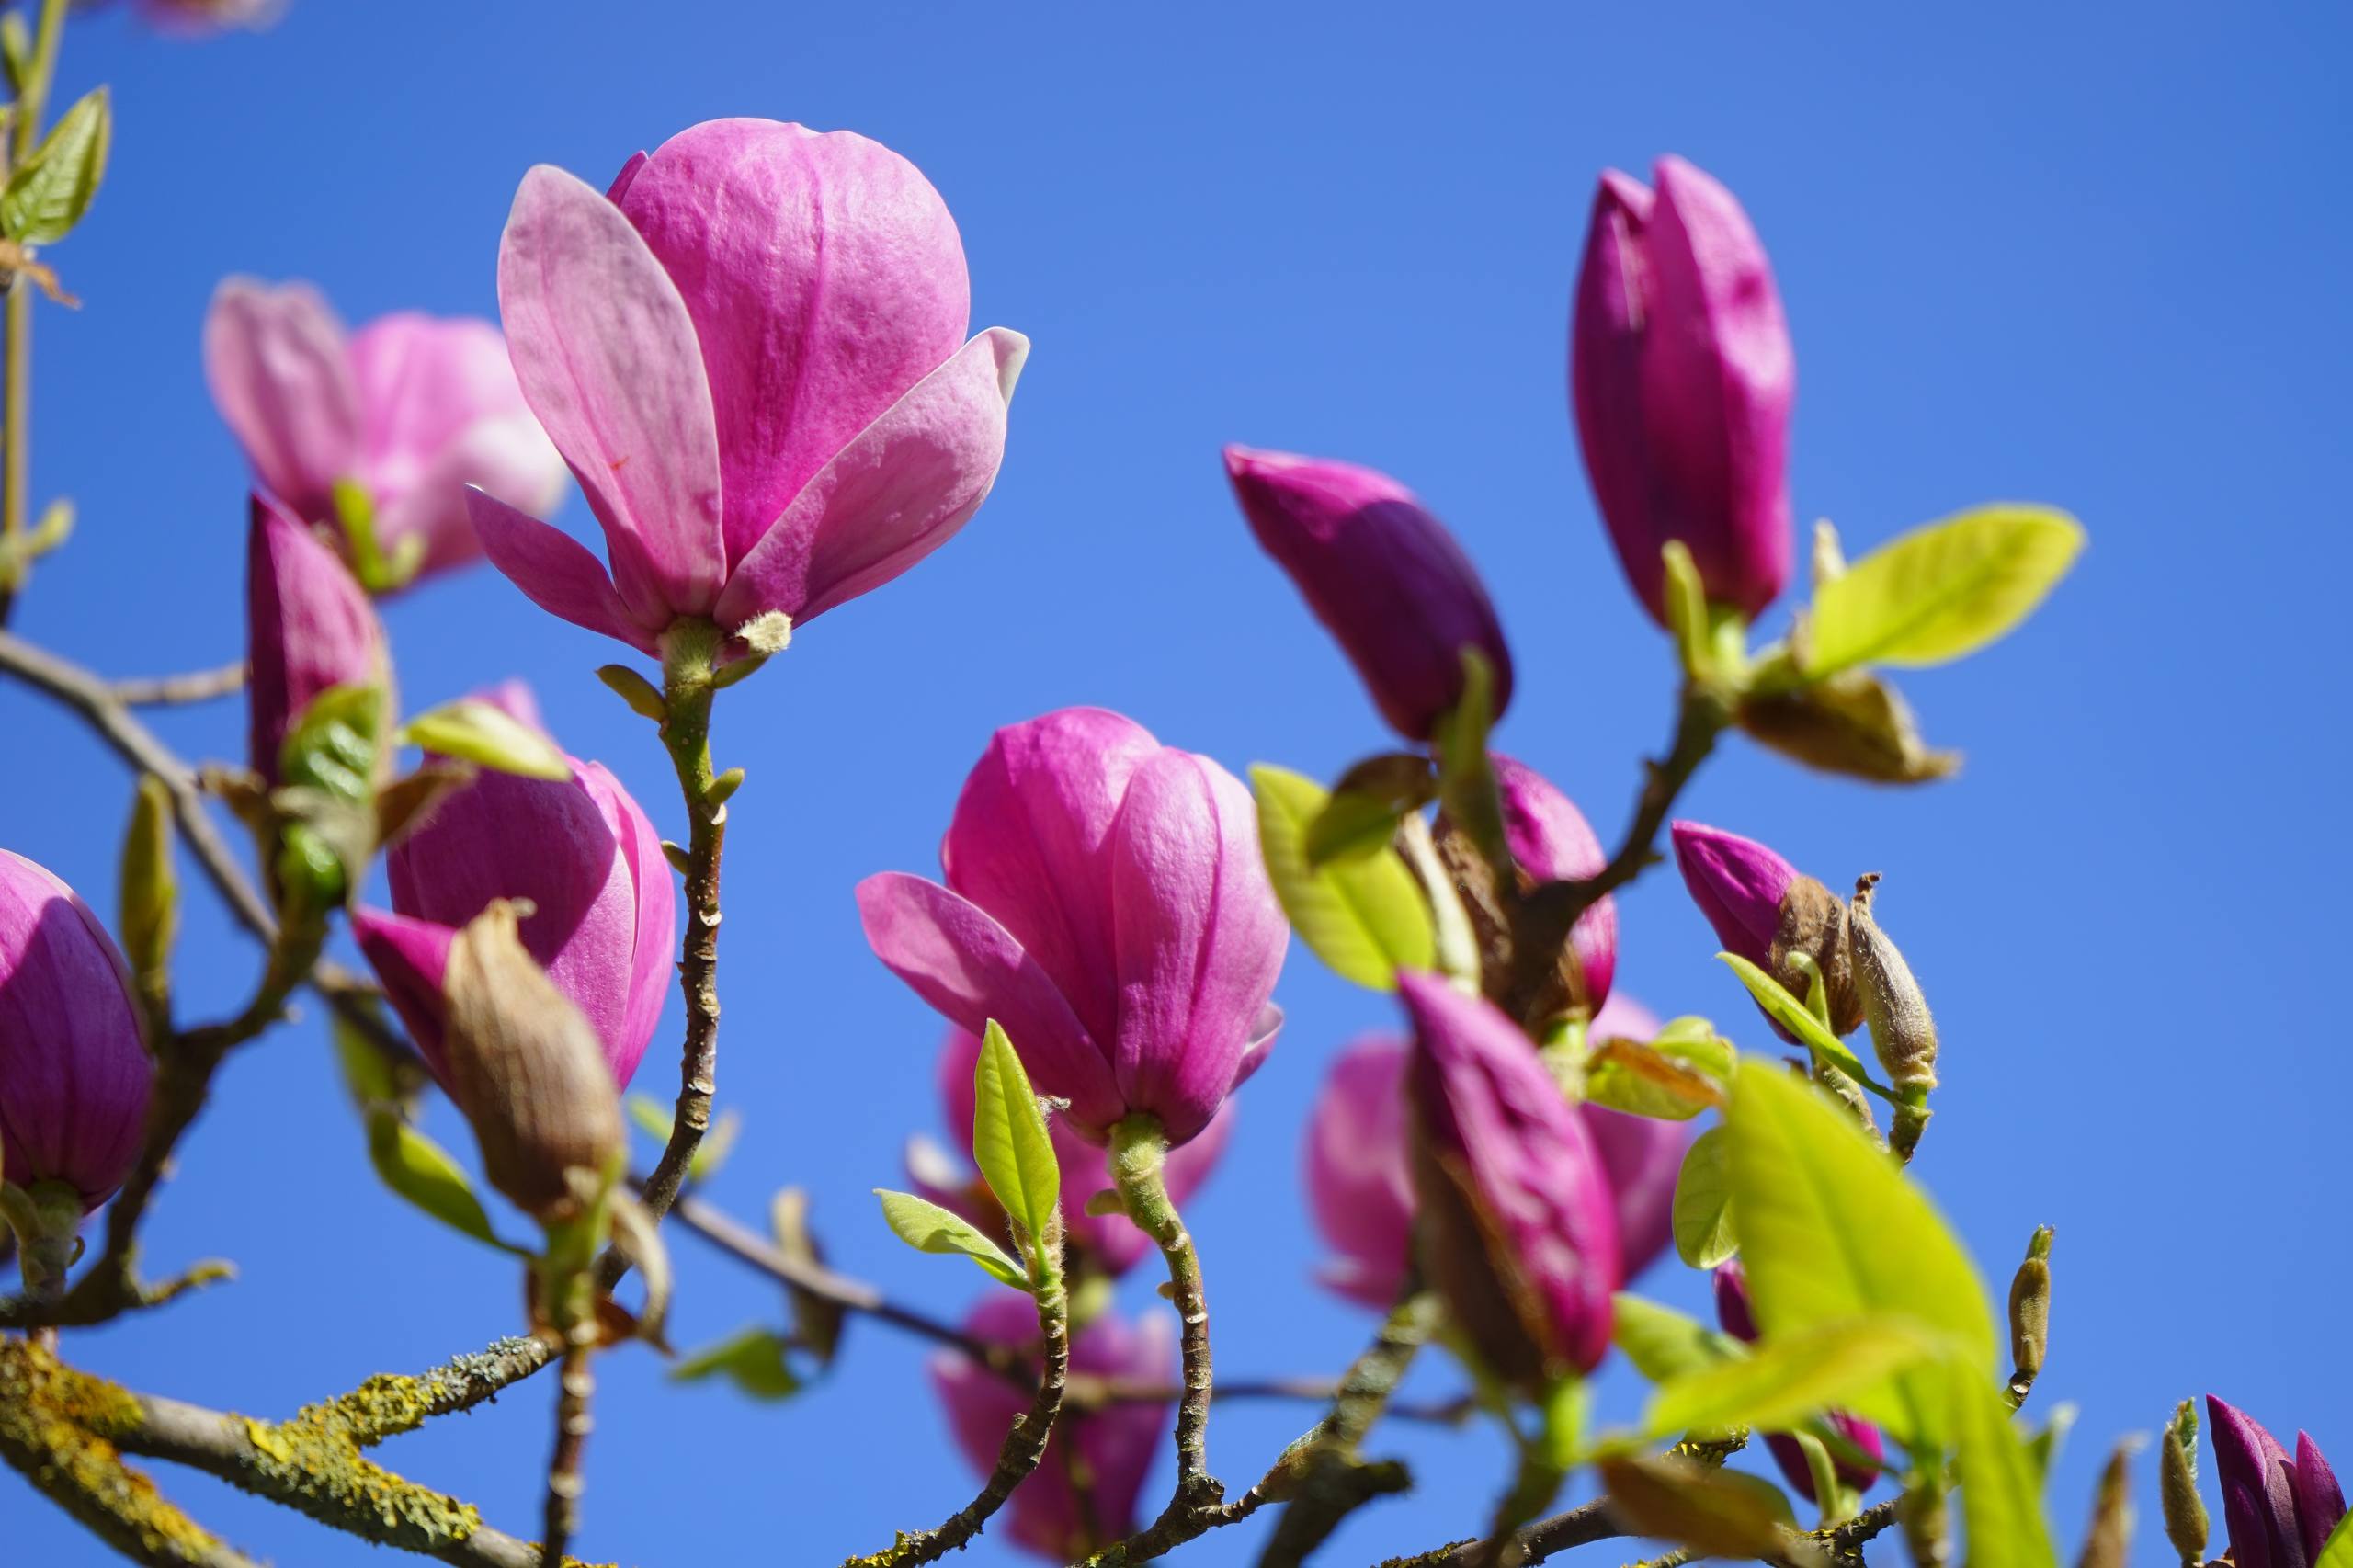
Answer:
[{"xmin": 473, "ymin": 118, "xmax": 1029, "ymax": 658}]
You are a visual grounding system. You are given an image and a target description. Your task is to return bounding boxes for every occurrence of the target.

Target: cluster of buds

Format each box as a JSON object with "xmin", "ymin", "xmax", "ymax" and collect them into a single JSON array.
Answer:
[{"xmin": 1672, "ymin": 820, "xmax": 1938, "ymax": 1153}]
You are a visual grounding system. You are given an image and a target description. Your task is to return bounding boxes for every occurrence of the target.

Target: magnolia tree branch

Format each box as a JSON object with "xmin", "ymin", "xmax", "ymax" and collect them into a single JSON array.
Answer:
[
  {"xmin": 1108, "ymin": 1116, "xmax": 1217, "ymax": 1515},
  {"xmin": 112, "ymin": 662, "xmax": 246, "ymax": 707}
]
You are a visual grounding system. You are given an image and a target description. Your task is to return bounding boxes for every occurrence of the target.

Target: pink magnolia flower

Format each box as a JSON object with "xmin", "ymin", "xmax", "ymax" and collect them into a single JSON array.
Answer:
[
  {"xmin": 934, "ymin": 1293, "xmax": 1174, "ymax": 1561},
  {"xmin": 473, "ymin": 119, "xmax": 1029, "ymax": 656},
  {"xmin": 129, "ymin": 0, "xmax": 278, "ymax": 34},
  {"xmin": 1304, "ymin": 995, "xmax": 1688, "ymax": 1311},
  {"xmin": 858, "ymin": 707, "xmax": 1286, "ymax": 1148},
  {"xmin": 1573, "ymin": 156, "xmax": 1793, "ymax": 624},
  {"xmin": 907, "ymin": 1025, "xmax": 1233, "ymax": 1277},
  {"xmin": 1401, "ymin": 971, "xmax": 1620, "ymax": 1384},
  {"xmin": 206, "ymin": 279, "xmax": 564, "ymax": 585},
  {"xmin": 2207, "ymin": 1396, "xmax": 2346, "ymax": 1568},
  {"xmin": 1225, "ymin": 446, "xmax": 1513, "ymax": 741},
  {"xmin": 1715, "ymin": 1261, "xmax": 1884, "ymax": 1500},
  {"xmin": 244, "ymin": 494, "xmax": 389, "ymax": 786},
  {"xmin": 0, "ymin": 850, "xmax": 150, "ymax": 1210},
  {"xmin": 350, "ymin": 686, "xmax": 674, "ymax": 1089}
]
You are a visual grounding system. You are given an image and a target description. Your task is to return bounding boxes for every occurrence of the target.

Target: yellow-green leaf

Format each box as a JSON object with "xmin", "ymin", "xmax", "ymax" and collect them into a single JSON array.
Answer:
[
  {"xmin": 1806, "ymin": 506, "xmax": 2084, "ymax": 675},
  {"xmin": 873, "ymin": 1188, "xmax": 1025, "ymax": 1290},
  {"xmin": 1724, "ymin": 1065, "xmax": 1995, "ymax": 1448},
  {"xmin": 401, "ymin": 698, "xmax": 571, "ymax": 780},
  {"xmin": 1585, "ymin": 1017, "xmax": 1734, "ymax": 1120},
  {"xmin": 2, "ymin": 85, "xmax": 110, "ymax": 246},
  {"xmin": 365, "ymin": 1110, "xmax": 510, "ymax": 1252},
  {"xmin": 671, "ymin": 1326, "xmax": 802, "ymax": 1401},
  {"xmin": 972, "ymin": 1019, "xmax": 1058, "ymax": 1252},
  {"xmin": 1672, "ymin": 1126, "xmax": 1738, "ymax": 1269},
  {"xmin": 1643, "ymin": 1312, "xmax": 1948, "ymax": 1440},
  {"xmin": 1717, "ymin": 953, "xmax": 1880, "ymax": 1090},
  {"xmin": 2315, "ymin": 1512, "xmax": 2353, "ymax": 1568},
  {"xmin": 1612, "ymin": 1293, "xmax": 1745, "ymax": 1385},
  {"xmin": 1251, "ymin": 764, "xmax": 1434, "ymax": 991},
  {"xmin": 1952, "ymin": 1367, "xmax": 2061, "ymax": 1568}
]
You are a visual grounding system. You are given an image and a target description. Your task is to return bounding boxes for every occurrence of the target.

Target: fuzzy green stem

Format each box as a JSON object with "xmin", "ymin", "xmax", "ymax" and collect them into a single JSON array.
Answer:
[
  {"xmin": 1108, "ymin": 1114, "xmax": 1215, "ymax": 1507},
  {"xmin": 0, "ymin": 0, "xmax": 68, "ymax": 627}
]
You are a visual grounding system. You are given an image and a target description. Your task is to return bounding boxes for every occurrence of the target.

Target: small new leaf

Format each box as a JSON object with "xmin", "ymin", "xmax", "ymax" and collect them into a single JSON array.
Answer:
[
  {"xmin": 364, "ymin": 1109, "xmax": 514, "ymax": 1254},
  {"xmin": 1671, "ymin": 1126, "xmax": 1738, "ymax": 1269},
  {"xmin": 1304, "ymin": 752, "xmax": 1436, "ymax": 866},
  {"xmin": 1584, "ymin": 1018, "xmax": 1734, "ymax": 1121},
  {"xmin": 873, "ymin": 1189, "xmax": 1025, "ymax": 1290},
  {"xmin": 1, "ymin": 86, "xmax": 110, "ymax": 247},
  {"xmin": 401, "ymin": 699, "xmax": 571, "ymax": 781},
  {"xmin": 1807, "ymin": 505, "xmax": 2085, "ymax": 676},
  {"xmin": 1717, "ymin": 953, "xmax": 1882, "ymax": 1094},
  {"xmin": 1611, "ymin": 1293, "xmax": 1746, "ymax": 1386},
  {"xmin": 1250, "ymin": 764, "xmax": 1435, "ymax": 991},
  {"xmin": 671, "ymin": 1326, "xmax": 802, "ymax": 1401},
  {"xmin": 971, "ymin": 1019, "xmax": 1059, "ymax": 1254}
]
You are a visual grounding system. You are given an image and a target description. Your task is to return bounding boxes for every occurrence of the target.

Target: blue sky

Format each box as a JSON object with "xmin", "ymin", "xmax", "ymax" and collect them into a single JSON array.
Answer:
[{"xmin": 6, "ymin": 0, "xmax": 2349, "ymax": 1562}]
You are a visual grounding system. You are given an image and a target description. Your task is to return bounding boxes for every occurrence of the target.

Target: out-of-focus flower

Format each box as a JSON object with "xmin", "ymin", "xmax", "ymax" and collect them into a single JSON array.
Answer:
[
  {"xmin": 1669, "ymin": 820, "xmax": 1859, "ymax": 1036},
  {"xmin": 1493, "ymin": 755, "xmax": 1616, "ymax": 1012},
  {"xmin": 0, "ymin": 849, "xmax": 150, "ymax": 1210},
  {"xmin": 934, "ymin": 1293, "xmax": 1175, "ymax": 1561},
  {"xmin": 128, "ymin": 0, "xmax": 279, "ymax": 36},
  {"xmin": 244, "ymin": 494, "xmax": 388, "ymax": 786},
  {"xmin": 909, "ymin": 1024, "xmax": 1233, "ymax": 1277},
  {"xmin": 350, "ymin": 686, "xmax": 674, "ymax": 1090},
  {"xmin": 858, "ymin": 707, "xmax": 1285, "ymax": 1148},
  {"xmin": 1401, "ymin": 971, "xmax": 1618, "ymax": 1385},
  {"xmin": 1572, "ymin": 156, "xmax": 1793, "ymax": 624},
  {"xmin": 206, "ymin": 279, "xmax": 563, "ymax": 585},
  {"xmin": 1304, "ymin": 995, "xmax": 1686, "ymax": 1311},
  {"xmin": 1224, "ymin": 446, "xmax": 1512, "ymax": 741},
  {"xmin": 2206, "ymin": 1395, "xmax": 2346, "ymax": 1568},
  {"xmin": 475, "ymin": 118, "xmax": 1028, "ymax": 656},
  {"xmin": 1714, "ymin": 1261, "xmax": 1884, "ymax": 1500}
]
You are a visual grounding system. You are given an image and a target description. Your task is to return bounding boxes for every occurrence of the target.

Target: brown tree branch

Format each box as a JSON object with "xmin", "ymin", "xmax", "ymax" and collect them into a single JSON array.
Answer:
[{"xmin": 112, "ymin": 662, "xmax": 246, "ymax": 707}]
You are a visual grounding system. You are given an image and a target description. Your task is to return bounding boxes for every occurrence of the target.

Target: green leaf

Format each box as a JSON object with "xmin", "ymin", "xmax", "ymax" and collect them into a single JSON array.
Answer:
[
  {"xmin": 2, "ymin": 86, "xmax": 110, "ymax": 246},
  {"xmin": 2315, "ymin": 1511, "xmax": 2353, "ymax": 1568},
  {"xmin": 1643, "ymin": 1312, "xmax": 1949, "ymax": 1440},
  {"xmin": 1717, "ymin": 953, "xmax": 1882, "ymax": 1094},
  {"xmin": 670, "ymin": 1326, "xmax": 803, "ymax": 1401},
  {"xmin": 626, "ymin": 1094, "xmax": 674, "ymax": 1143},
  {"xmin": 1250, "ymin": 764, "xmax": 1435, "ymax": 991},
  {"xmin": 1304, "ymin": 753, "xmax": 1435, "ymax": 866},
  {"xmin": 1611, "ymin": 1293, "xmax": 1745, "ymax": 1385},
  {"xmin": 1724, "ymin": 1064, "xmax": 1995, "ymax": 1449},
  {"xmin": 365, "ymin": 1109, "xmax": 510, "ymax": 1252},
  {"xmin": 276, "ymin": 683, "xmax": 386, "ymax": 908},
  {"xmin": 401, "ymin": 699, "xmax": 571, "ymax": 781},
  {"xmin": 873, "ymin": 1188, "xmax": 1026, "ymax": 1290},
  {"xmin": 972, "ymin": 1019, "xmax": 1058, "ymax": 1252},
  {"xmin": 333, "ymin": 1016, "xmax": 401, "ymax": 1108},
  {"xmin": 1806, "ymin": 505, "xmax": 2084, "ymax": 676},
  {"xmin": 1672, "ymin": 1126, "xmax": 1739, "ymax": 1269},
  {"xmin": 1585, "ymin": 1017, "xmax": 1734, "ymax": 1120},
  {"xmin": 1952, "ymin": 1367, "xmax": 2061, "ymax": 1568},
  {"xmin": 688, "ymin": 1108, "xmax": 741, "ymax": 1183}
]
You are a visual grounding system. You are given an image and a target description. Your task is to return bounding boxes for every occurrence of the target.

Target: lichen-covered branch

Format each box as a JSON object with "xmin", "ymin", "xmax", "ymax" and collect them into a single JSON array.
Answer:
[{"xmin": 1109, "ymin": 1115, "xmax": 1216, "ymax": 1508}]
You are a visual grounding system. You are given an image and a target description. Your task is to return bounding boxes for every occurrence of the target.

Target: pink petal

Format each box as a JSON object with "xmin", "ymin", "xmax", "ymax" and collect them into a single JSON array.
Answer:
[
  {"xmin": 468, "ymin": 488, "xmax": 662, "ymax": 654},
  {"xmin": 714, "ymin": 328, "xmax": 1027, "ymax": 629},
  {"xmin": 856, "ymin": 872, "xmax": 1122, "ymax": 1135},
  {"xmin": 349, "ymin": 906, "xmax": 456, "ymax": 1085},
  {"xmin": 582, "ymin": 758, "xmax": 677, "ymax": 1088},
  {"xmin": 203, "ymin": 277, "xmax": 361, "ymax": 518},
  {"xmin": 615, "ymin": 119, "xmax": 974, "ymax": 562},
  {"xmin": 497, "ymin": 164, "xmax": 726, "ymax": 624}
]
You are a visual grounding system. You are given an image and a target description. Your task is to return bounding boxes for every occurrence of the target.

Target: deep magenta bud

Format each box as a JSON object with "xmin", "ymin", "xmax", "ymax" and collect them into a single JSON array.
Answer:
[
  {"xmin": 244, "ymin": 494, "xmax": 389, "ymax": 786},
  {"xmin": 1671, "ymin": 820, "xmax": 1859, "ymax": 1036},
  {"xmin": 1573, "ymin": 157, "xmax": 1793, "ymax": 624},
  {"xmin": 1225, "ymin": 445, "xmax": 1514, "ymax": 742},
  {"xmin": 2206, "ymin": 1395, "xmax": 2347, "ymax": 1568}
]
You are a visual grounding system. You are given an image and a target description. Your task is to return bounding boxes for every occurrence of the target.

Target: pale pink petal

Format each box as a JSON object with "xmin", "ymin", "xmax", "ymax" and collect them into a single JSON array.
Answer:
[
  {"xmin": 497, "ymin": 164, "xmax": 725, "ymax": 623},
  {"xmin": 203, "ymin": 277, "xmax": 361, "ymax": 517},
  {"xmin": 714, "ymin": 328, "xmax": 1027, "ymax": 629},
  {"xmin": 468, "ymin": 489, "xmax": 662, "ymax": 655}
]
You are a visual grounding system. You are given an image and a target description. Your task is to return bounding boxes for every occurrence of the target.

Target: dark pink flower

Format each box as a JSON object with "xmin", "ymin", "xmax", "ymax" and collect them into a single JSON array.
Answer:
[
  {"xmin": 244, "ymin": 494, "xmax": 388, "ymax": 785},
  {"xmin": 1495, "ymin": 755, "xmax": 1616, "ymax": 1010},
  {"xmin": 2208, "ymin": 1395, "xmax": 2346, "ymax": 1568},
  {"xmin": 1573, "ymin": 157, "xmax": 1793, "ymax": 624},
  {"xmin": 909, "ymin": 1025, "xmax": 1233, "ymax": 1277},
  {"xmin": 206, "ymin": 280, "xmax": 563, "ymax": 585},
  {"xmin": 858, "ymin": 708, "xmax": 1285, "ymax": 1148},
  {"xmin": 476, "ymin": 119, "xmax": 1027, "ymax": 654},
  {"xmin": 1225, "ymin": 446, "xmax": 1512, "ymax": 741},
  {"xmin": 932, "ymin": 1292, "xmax": 1174, "ymax": 1561},
  {"xmin": 0, "ymin": 850, "xmax": 150, "ymax": 1210}
]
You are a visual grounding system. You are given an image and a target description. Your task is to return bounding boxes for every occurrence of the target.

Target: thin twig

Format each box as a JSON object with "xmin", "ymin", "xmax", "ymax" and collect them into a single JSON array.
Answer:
[
  {"xmin": 112, "ymin": 661, "xmax": 246, "ymax": 707},
  {"xmin": 1109, "ymin": 1116, "xmax": 1216, "ymax": 1506}
]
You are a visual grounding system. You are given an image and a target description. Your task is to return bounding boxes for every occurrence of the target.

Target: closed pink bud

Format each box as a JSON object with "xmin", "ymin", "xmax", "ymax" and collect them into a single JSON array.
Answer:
[
  {"xmin": 1305, "ymin": 998, "xmax": 1685, "ymax": 1312},
  {"xmin": 913, "ymin": 1025, "xmax": 1233, "ymax": 1277},
  {"xmin": 859, "ymin": 707, "xmax": 1286, "ymax": 1148},
  {"xmin": 1225, "ymin": 446, "xmax": 1513, "ymax": 741},
  {"xmin": 1401, "ymin": 971, "xmax": 1618, "ymax": 1383},
  {"xmin": 351, "ymin": 687, "xmax": 674, "ymax": 1089},
  {"xmin": 205, "ymin": 279, "xmax": 563, "ymax": 585},
  {"xmin": 1573, "ymin": 157, "xmax": 1793, "ymax": 624},
  {"xmin": 0, "ymin": 850, "xmax": 151, "ymax": 1210},
  {"xmin": 1495, "ymin": 755, "xmax": 1617, "ymax": 1010},
  {"xmin": 244, "ymin": 495, "xmax": 388, "ymax": 786},
  {"xmin": 1671, "ymin": 820, "xmax": 1860, "ymax": 1037},
  {"xmin": 933, "ymin": 1293, "xmax": 1175, "ymax": 1561},
  {"xmin": 476, "ymin": 119, "xmax": 1028, "ymax": 653}
]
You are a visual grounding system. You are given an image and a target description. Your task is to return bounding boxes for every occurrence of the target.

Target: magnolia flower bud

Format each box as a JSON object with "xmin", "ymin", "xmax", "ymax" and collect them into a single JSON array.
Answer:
[
  {"xmin": 1670, "ymin": 822, "xmax": 1859, "ymax": 1036},
  {"xmin": 245, "ymin": 494, "xmax": 390, "ymax": 787},
  {"xmin": 2160, "ymin": 1401, "xmax": 2209, "ymax": 1567},
  {"xmin": 2206, "ymin": 1395, "xmax": 2347, "ymax": 1568},
  {"xmin": 1847, "ymin": 874, "xmax": 1936, "ymax": 1094},
  {"xmin": 438, "ymin": 902, "xmax": 624, "ymax": 1221},
  {"xmin": 2006, "ymin": 1227, "xmax": 2052, "ymax": 1398}
]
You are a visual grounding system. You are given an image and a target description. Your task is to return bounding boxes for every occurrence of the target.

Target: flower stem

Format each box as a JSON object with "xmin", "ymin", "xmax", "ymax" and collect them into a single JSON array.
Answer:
[
  {"xmin": 1108, "ymin": 1113, "xmax": 1216, "ymax": 1507},
  {"xmin": 0, "ymin": 0, "xmax": 69, "ymax": 628}
]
